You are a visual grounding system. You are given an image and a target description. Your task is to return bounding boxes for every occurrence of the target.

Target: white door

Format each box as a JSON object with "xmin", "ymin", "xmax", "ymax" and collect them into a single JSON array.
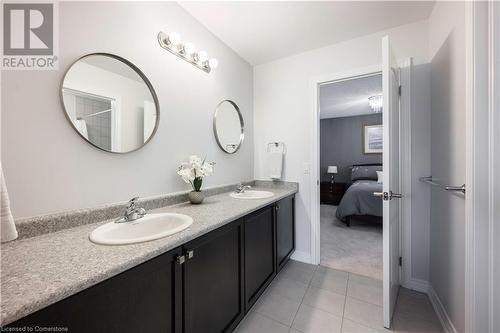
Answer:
[{"xmin": 381, "ymin": 35, "xmax": 401, "ymax": 328}]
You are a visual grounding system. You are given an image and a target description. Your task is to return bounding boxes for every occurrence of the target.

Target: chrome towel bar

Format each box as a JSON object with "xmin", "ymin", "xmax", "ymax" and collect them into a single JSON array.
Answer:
[{"xmin": 419, "ymin": 176, "xmax": 466, "ymax": 195}]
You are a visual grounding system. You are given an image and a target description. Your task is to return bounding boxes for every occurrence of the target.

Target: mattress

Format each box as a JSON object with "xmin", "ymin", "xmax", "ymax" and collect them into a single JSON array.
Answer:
[{"xmin": 335, "ymin": 180, "xmax": 383, "ymax": 220}]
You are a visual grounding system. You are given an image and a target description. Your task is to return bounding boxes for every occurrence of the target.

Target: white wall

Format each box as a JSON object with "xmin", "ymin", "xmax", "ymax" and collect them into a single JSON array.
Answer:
[
  {"xmin": 428, "ymin": 2, "xmax": 466, "ymax": 332},
  {"xmin": 1, "ymin": 2, "xmax": 253, "ymax": 219},
  {"xmin": 253, "ymin": 20, "xmax": 431, "ymax": 282}
]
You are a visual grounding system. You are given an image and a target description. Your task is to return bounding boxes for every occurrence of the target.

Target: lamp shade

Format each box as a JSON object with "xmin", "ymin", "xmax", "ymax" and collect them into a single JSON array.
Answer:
[{"xmin": 327, "ymin": 166, "xmax": 338, "ymax": 174}]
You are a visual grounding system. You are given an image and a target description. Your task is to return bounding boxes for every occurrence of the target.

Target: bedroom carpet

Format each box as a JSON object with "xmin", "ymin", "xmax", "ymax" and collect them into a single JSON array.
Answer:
[{"xmin": 320, "ymin": 204, "xmax": 383, "ymax": 280}]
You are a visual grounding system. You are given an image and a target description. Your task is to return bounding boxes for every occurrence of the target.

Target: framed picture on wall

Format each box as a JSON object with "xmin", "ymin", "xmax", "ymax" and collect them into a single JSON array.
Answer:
[{"xmin": 363, "ymin": 124, "xmax": 383, "ymax": 154}]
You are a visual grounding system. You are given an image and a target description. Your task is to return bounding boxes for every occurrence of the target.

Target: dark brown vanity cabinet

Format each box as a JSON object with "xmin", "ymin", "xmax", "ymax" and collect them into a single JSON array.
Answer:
[
  {"xmin": 243, "ymin": 205, "xmax": 276, "ymax": 309},
  {"xmin": 6, "ymin": 195, "xmax": 295, "ymax": 333},
  {"xmin": 183, "ymin": 219, "xmax": 245, "ymax": 333},
  {"xmin": 8, "ymin": 247, "xmax": 183, "ymax": 333},
  {"xmin": 276, "ymin": 195, "xmax": 295, "ymax": 272}
]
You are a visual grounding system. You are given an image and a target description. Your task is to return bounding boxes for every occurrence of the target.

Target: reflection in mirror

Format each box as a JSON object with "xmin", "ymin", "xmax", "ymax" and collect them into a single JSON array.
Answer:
[
  {"xmin": 61, "ymin": 53, "xmax": 159, "ymax": 153},
  {"xmin": 213, "ymin": 100, "xmax": 244, "ymax": 154}
]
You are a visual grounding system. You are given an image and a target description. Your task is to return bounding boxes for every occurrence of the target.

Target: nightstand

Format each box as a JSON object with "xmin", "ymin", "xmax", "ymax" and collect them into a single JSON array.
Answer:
[{"xmin": 320, "ymin": 182, "xmax": 347, "ymax": 205}]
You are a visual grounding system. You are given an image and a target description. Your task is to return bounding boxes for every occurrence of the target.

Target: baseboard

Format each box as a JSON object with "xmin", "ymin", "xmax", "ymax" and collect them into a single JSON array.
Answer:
[
  {"xmin": 427, "ymin": 285, "xmax": 458, "ymax": 333},
  {"xmin": 404, "ymin": 278, "xmax": 430, "ymax": 293},
  {"xmin": 290, "ymin": 250, "xmax": 312, "ymax": 264}
]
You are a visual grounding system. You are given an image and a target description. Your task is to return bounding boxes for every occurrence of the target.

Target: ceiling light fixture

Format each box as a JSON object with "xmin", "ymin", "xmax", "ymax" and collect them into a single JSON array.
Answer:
[
  {"xmin": 158, "ymin": 31, "xmax": 218, "ymax": 73},
  {"xmin": 368, "ymin": 95, "xmax": 383, "ymax": 113}
]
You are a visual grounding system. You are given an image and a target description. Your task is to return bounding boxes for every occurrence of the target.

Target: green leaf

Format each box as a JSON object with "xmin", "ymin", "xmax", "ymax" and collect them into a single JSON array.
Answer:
[{"xmin": 193, "ymin": 177, "xmax": 203, "ymax": 191}]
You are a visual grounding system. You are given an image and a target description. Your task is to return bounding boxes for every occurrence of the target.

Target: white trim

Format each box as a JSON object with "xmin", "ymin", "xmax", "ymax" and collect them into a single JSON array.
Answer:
[
  {"xmin": 404, "ymin": 278, "xmax": 428, "ymax": 293},
  {"xmin": 465, "ymin": 2, "xmax": 500, "ymax": 333},
  {"xmin": 490, "ymin": 4, "xmax": 499, "ymax": 333},
  {"xmin": 428, "ymin": 286, "xmax": 458, "ymax": 333},
  {"xmin": 487, "ymin": 4, "xmax": 497, "ymax": 331},
  {"xmin": 290, "ymin": 250, "xmax": 312, "ymax": 264},
  {"xmin": 310, "ymin": 64, "xmax": 382, "ymax": 266},
  {"xmin": 464, "ymin": 2, "xmax": 475, "ymax": 331},
  {"xmin": 399, "ymin": 58, "xmax": 413, "ymax": 289}
]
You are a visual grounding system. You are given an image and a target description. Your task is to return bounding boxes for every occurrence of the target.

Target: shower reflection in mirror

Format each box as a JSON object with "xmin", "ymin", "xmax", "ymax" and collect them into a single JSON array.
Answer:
[{"xmin": 61, "ymin": 53, "xmax": 159, "ymax": 154}]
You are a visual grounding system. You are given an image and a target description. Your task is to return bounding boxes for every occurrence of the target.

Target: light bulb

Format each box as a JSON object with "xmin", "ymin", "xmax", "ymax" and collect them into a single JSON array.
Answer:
[
  {"xmin": 168, "ymin": 32, "xmax": 181, "ymax": 46},
  {"xmin": 184, "ymin": 42, "xmax": 196, "ymax": 55},
  {"xmin": 368, "ymin": 95, "xmax": 383, "ymax": 113},
  {"xmin": 197, "ymin": 50, "xmax": 208, "ymax": 63},
  {"xmin": 208, "ymin": 58, "xmax": 219, "ymax": 69}
]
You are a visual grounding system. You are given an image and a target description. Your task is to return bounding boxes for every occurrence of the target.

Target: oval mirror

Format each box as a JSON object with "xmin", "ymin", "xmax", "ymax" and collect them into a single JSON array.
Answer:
[
  {"xmin": 61, "ymin": 53, "xmax": 159, "ymax": 153},
  {"xmin": 213, "ymin": 100, "xmax": 244, "ymax": 154}
]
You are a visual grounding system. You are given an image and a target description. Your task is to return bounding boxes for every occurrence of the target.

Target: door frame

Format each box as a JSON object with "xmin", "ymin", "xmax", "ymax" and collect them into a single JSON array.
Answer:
[
  {"xmin": 465, "ymin": 1, "xmax": 499, "ymax": 332},
  {"xmin": 309, "ymin": 60, "xmax": 413, "ymax": 287}
]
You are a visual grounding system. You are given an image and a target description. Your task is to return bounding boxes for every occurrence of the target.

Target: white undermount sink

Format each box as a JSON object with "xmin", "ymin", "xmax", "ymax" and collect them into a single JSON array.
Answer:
[
  {"xmin": 229, "ymin": 190, "xmax": 274, "ymax": 200},
  {"xmin": 89, "ymin": 213, "xmax": 193, "ymax": 245}
]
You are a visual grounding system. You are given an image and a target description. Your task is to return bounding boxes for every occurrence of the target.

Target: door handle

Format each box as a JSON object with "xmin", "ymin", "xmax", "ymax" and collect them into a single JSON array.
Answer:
[
  {"xmin": 373, "ymin": 191, "xmax": 402, "ymax": 201},
  {"xmin": 390, "ymin": 192, "xmax": 402, "ymax": 199}
]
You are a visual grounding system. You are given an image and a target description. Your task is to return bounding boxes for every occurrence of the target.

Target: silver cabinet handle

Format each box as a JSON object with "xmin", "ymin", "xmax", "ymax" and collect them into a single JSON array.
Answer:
[
  {"xmin": 176, "ymin": 255, "xmax": 186, "ymax": 265},
  {"xmin": 186, "ymin": 250, "xmax": 194, "ymax": 259}
]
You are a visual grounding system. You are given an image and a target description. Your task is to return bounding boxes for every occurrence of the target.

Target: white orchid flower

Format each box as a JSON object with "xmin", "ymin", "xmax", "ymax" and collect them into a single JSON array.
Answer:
[{"xmin": 177, "ymin": 156, "xmax": 215, "ymax": 191}]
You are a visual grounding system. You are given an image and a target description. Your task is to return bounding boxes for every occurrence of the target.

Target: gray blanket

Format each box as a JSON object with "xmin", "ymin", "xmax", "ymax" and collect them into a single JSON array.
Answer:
[{"xmin": 335, "ymin": 180, "xmax": 383, "ymax": 220}]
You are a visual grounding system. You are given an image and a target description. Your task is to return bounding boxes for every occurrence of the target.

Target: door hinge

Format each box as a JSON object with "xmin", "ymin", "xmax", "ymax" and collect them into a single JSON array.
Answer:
[
  {"xmin": 398, "ymin": 85, "xmax": 402, "ymax": 96},
  {"xmin": 399, "ymin": 256, "xmax": 402, "ymax": 266}
]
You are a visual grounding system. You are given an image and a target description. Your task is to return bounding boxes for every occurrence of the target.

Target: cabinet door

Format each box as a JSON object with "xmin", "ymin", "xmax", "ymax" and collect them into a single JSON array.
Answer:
[
  {"xmin": 183, "ymin": 220, "xmax": 244, "ymax": 333},
  {"xmin": 8, "ymin": 248, "xmax": 183, "ymax": 333},
  {"xmin": 276, "ymin": 196, "xmax": 295, "ymax": 272},
  {"xmin": 244, "ymin": 205, "xmax": 276, "ymax": 309}
]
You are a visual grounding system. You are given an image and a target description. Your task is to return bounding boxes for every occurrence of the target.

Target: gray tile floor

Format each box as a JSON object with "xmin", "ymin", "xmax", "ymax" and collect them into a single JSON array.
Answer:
[{"xmin": 235, "ymin": 260, "xmax": 443, "ymax": 333}]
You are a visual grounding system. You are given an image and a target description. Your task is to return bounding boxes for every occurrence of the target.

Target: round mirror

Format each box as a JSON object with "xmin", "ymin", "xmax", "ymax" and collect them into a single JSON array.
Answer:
[
  {"xmin": 61, "ymin": 53, "xmax": 159, "ymax": 153},
  {"xmin": 213, "ymin": 100, "xmax": 244, "ymax": 154}
]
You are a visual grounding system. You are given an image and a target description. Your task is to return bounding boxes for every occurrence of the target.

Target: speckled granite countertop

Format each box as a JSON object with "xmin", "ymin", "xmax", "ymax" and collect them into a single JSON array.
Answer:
[{"xmin": 1, "ymin": 183, "xmax": 297, "ymax": 325}]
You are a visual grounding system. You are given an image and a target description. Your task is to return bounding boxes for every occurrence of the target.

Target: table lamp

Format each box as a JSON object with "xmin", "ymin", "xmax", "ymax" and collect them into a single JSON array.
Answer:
[{"xmin": 327, "ymin": 166, "xmax": 338, "ymax": 184}]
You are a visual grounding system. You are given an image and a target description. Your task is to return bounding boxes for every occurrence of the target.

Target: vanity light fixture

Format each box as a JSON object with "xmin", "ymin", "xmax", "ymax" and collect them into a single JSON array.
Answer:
[
  {"xmin": 158, "ymin": 31, "xmax": 218, "ymax": 73},
  {"xmin": 368, "ymin": 94, "xmax": 383, "ymax": 113}
]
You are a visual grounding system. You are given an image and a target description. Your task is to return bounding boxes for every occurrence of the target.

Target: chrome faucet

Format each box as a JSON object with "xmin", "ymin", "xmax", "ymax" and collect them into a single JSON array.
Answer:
[
  {"xmin": 116, "ymin": 197, "xmax": 146, "ymax": 223},
  {"xmin": 235, "ymin": 184, "xmax": 252, "ymax": 194}
]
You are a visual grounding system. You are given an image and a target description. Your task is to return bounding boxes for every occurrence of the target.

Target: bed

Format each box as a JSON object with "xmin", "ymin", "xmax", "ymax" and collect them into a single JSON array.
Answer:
[{"xmin": 335, "ymin": 164, "xmax": 383, "ymax": 226}]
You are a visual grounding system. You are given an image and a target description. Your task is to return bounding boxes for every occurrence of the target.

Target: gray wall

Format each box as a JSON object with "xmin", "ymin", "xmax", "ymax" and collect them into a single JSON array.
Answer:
[
  {"xmin": 1, "ymin": 2, "xmax": 253, "ymax": 219},
  {"xmin": 320, "ymin": 114, "xmax": 382, "ymax": 183},
  {"xmin": 428, "ymin": 2, "xmax": 466, "ymax": 332}
]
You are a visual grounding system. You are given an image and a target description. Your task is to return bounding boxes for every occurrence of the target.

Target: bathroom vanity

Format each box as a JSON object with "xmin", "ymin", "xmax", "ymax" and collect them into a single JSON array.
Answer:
[{"xmin": 2, "ymin": 184, "xmax": 296, "ymax": 332}]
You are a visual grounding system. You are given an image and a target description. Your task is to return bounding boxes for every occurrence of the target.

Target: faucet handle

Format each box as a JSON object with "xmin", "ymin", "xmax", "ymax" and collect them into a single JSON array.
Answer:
[
  {"xmin": 126, "ymin": 197, "xmax": 139, "ymax": 211},
  {"xmin": 128, "ymin": 197, "xmax": 139, "ymax": 204}
]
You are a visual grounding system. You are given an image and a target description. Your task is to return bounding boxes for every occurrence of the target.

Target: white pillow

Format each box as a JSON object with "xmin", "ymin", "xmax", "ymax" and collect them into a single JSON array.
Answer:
[{"xmin": 376, "ymin": 171, "xmax": 383, "ymax": 183}]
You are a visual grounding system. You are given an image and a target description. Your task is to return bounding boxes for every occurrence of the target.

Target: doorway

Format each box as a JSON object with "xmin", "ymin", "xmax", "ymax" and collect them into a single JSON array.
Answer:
[
  {"xmin": 318, "ymin": 73, "xmax": 384, "ymax": 280},
  {"xmin": 310, "ymin": 37, "xmax": 409, "ymax": 329}
]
